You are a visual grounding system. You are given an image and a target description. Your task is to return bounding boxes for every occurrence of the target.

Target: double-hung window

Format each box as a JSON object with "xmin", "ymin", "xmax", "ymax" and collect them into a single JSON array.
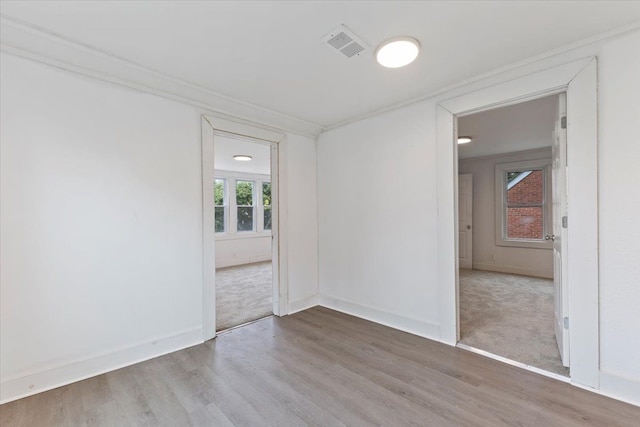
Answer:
[
  {"xmin": 214, "ymin": 174, "xmax": 271, "ymax": 236},
  {"xmin": 263, "ymin": 182, "xmax": 272, "ymax": 231},
  {"xmin": 236, "ymin": 180, "xmax": 255, "ymax": 232},
  {"xmin": 214, "ymin": 178, "xmax": 227, "ymax": 233},
  {"xmin": 495, "ymin": 159, "xmax": 552, "ymax": 248}
]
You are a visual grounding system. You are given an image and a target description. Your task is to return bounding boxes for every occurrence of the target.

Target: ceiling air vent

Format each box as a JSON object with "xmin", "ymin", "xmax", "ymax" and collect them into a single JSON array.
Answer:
[{"xmin": 322, "ymin": 25, "xmax": 368, "ymax": 59}]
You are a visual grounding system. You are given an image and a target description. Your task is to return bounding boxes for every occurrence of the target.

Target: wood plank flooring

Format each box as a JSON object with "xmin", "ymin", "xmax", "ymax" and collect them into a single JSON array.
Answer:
[{"xmin": 1, "ymin": 306, "xmax": 638, "ymax": 426}]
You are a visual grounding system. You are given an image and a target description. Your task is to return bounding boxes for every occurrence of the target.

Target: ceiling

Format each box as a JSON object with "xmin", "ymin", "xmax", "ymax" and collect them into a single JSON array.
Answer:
[
  {"xmin": 458, "ymin": 94, "xmax": 558, "ymax": 160},
  {"xmin": 214, "ymin": 135, "xmax": 271, "ymax": 176},
  {"xmin": 2, "ymin": 1, "xmax": 640, "ymax": 130}
]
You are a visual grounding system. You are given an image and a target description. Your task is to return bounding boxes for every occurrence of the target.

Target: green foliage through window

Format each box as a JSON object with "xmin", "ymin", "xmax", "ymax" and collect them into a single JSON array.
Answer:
[
  {"xmin": 214, "ymin": 179, "xmax": 225, "ymax": 233},
  {"xmin": 263, "ymin": 182, "xmax": 272, "ymax": 230},
  {"xmin": 237, "ymin": 181, "xmax": 254, "ymax": 231}
]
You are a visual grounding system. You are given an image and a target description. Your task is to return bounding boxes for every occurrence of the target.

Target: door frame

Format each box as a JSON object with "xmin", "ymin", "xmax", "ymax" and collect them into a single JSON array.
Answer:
[
  {"xmin": 201, "ymin": 115, "xmax": 288, "ymax": 341},
  {"xmin": 436, "ymin": 57, "xmax": 599, "ymax": 388}
]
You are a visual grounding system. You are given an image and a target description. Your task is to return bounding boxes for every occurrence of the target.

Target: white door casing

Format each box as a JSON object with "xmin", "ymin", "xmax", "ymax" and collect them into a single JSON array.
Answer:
[
  {"xmin": 201, "ymin": 114, "xmax": 287, "ymax": 340},
  {"xmin": 437, "ymin": 57, "xmax": 598, "ymax": 388},
  {"xmin": 552, "ymin": 93, "xmax": 570, "ymax": 367},
  {"xmin": 458, "ymin": 174, "xmax": 473, "ymax": 269}
]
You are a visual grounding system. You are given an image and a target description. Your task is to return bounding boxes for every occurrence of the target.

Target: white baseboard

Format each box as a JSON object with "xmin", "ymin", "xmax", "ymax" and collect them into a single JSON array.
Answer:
[
  {"xmin": 0, "ymin": 328, "xmax": 203, "ymax": 404},
  {"xmin": 596, "ymin": 370, "xmax": 640, "ymax": 407},
  {"xmin": 319, "ymin": 294, "xmax": 440, "ymax": 340},
  {"xmin": 216, "ymin": 255, "xmax": 271, "ymax": 269},
  {"xmin": 288, "ymin": 294, "xmax": 320, "ymax": 314},
  {"xmin": 472, "ymin": 262, "xmax": 553, "ymax": 279}
]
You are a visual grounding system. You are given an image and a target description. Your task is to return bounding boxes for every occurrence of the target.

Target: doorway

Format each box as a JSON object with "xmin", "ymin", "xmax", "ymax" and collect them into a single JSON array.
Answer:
[
  {"xmin": 200, "ymin": 115, "xmax": 286, "ymax": 341},
  {"xmin": 213, "ymin": 133, "xmax": 277, "ymax": 331},
  {"xmin": 454, "ymin": 94, "xmax": 569, "ymax": 377},
  {"xmin": 436, "ymin": 58, "xmax": 599, "ymax": 387}
]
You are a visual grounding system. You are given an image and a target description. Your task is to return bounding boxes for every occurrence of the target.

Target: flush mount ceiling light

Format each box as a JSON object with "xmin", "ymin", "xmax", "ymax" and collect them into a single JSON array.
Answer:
[
  {"xmin": 375, "ymin": 37, "xmax": 420, "ymax": 68},
  {"xmin": 233, "ymin": 155, "xmax": 253, "ymax": 161},
  {"xmin": 457, "ymin": 136, "xmax": 472, "ymax": 144}
]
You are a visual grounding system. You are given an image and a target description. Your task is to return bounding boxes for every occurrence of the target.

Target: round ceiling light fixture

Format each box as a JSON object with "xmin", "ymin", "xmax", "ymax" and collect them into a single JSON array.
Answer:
[
  {"xmin": 457, "ymin": 136, "xmax": 472, "ymax": 144},
  {"xmin": 375, "ymin": 37, "xmax": 420, "ymax": 68},
  {"xmin": 233, "ymin": 155, "xmax": 253, "ymax": 161}
]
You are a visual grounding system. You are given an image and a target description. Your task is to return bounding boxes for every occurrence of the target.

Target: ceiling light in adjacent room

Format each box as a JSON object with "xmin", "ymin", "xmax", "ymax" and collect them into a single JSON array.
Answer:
[
  {"xmin": 375, "ymin": 37, "xmax": 420, "ymax": 68},
  {"xmin": 457, "ymin": 136, "xmax": 472, "ymax": 144},
  {"xmin": 233, "ymin": 155, "xmax": 253, "ymax": 161}
]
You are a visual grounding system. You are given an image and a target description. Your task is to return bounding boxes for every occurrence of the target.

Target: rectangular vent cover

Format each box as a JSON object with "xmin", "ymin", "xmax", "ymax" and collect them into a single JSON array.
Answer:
[{"xmin": 322, "ymin": 25, "xmax": 368, "ymax": 59}]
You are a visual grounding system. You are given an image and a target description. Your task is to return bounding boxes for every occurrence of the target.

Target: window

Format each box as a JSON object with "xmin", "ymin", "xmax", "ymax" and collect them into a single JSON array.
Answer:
[
  {"xmin": 214, "ymin": 178, "xmax": 226, "ymax": 233},
  {"xmin": 236, "ymin": 180, "xmax": 254, "ymax": 232},
  {"xmin": 214, "ymin": 174, "xmax": 272, "ymax": 236},
  {"xmin": 495, "ymin": 159, "xmax": 551, "ymax": 248},
  {"xmin": 263, "ymin": 182, "xmax": 272, "ymax": 231}
]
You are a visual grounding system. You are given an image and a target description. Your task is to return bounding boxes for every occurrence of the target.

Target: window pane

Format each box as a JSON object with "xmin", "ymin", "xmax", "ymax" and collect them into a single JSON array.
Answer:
[
  {"xmin": 264, "ymin": 206, "xmax": 272, "ymax": 231},
  {"xmin": 215, "ymin": 207, "xmax": 225, "ymax": 233},
  {"xmin": 506, "ymin": 170, "xmax": 543, "ymax": 205},
  {"xmin": 507, "ymin": 207, "xmax": 544, "ymax": 239},
  {"xmin": 214, "ymin": 179, "xmax": 225, "ymax": 206},
  {"xmin": 236, "ymin": 180, "xmax": 254, "ymax": 206},
  {"xmin": 237, "ymin": 207, "xmax": 254, "ymax": 231},
  {"xmin": 262, "ymin": 182, "xmax": 271, "ymax": 206}
]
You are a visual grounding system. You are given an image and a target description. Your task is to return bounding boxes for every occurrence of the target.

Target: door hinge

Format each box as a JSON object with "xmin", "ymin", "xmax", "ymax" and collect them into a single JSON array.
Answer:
[
  {"xmin": 563, "ymin": 317, "xmax": 569, "ymax": 329},
  {"xmin": 562, "ymin": 216, "xmax": 568, "ymax": 228},
  {"xmin": 561, "ymin": 116, "xmax": 567, "ymax": 129}
]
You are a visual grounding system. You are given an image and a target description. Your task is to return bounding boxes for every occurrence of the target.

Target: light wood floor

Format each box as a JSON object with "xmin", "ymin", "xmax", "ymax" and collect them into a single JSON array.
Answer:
[{"xmin": 1, "ymin": 307, "xmax": 638, "ymax": 426}]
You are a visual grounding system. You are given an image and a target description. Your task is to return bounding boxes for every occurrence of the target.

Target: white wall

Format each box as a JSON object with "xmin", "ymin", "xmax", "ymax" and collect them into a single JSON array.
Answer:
[
  {"xmin": 215, "ymin": 237, "xmax": 271, "ymax": 268},
  {"xmin": 317, "ymin": 30, "xmax": 640, "ymax": 403},
  {"xmin": 597, "ymin": 31, "xmax": 640, "ymax": 392},
  {"xmin": 284, "ymin": 133, "xmax": 320, "ymax": 313},
  {"xmin": 459, "ymin": 149, "xmax": 553, "ymax": 278},
  {"xmin": 0, "ymin": 53, "xmax": 319, "ymax": 403},
  {"xmin": 318, "ymin": 103, "xmax": 441, "ymax": 337}
]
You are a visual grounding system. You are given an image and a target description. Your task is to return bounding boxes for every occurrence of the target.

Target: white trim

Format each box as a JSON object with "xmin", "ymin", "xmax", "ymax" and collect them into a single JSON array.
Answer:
[
  {"xmin": 201, "ymin": 117, "xmax": 288, "ymax": 327},
  {"xmin": 597, "ymin": 371, "xmax": 640, "ymax": 407},
  {"xmin": 459, "ymin": 147, "xmax": 552, "ymax": 163},
  {"xmin": 289, "ymin": 294, "xmax": 321, "ymax": 315},
  {"xmin": 319, "ymin": 295, "xmax": 441, "ymax": 340},
  {"xmin": 0, "ymin": 16, "xmax": 323, "ymax": 138},
  {"xmin": 214, "ymin": 232, "xmax": 272, "ymax": 242},
  {"xmin": 324, "ymin": 24, "xmax": 640, "ymax": 131},
  {"xmin": 471, "ymin": 263, "xmax": 553, "ymax": 279},
  {"xmin": 0, "ymin": 328, "xmax": 202, "ymax": 404},
  {"xmin": 456, "ymin": 344, "xmax": 570, "ymax": 383},
  {"xmin": 437, "ymin": 57, "xmax": 600, "ymax": 389},
  {"xmin": 494, "ymin": 158, "xmax": 553, "ymax": 250},
  {"xmin": 201, "ymin": 117, "xmax": 216, "ymax": 341},
  {"xmin": 215, "ymin": 170, "xmax": 270, "ymax": 180}
]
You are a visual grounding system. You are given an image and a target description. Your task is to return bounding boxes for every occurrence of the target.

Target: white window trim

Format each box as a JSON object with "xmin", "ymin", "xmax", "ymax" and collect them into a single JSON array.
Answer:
[
  {"xmin": 214, "ymin": 178, "xmax": 228, "ymax": 234},
  {"xmin": 214, "ymin": 169, "xmax": 272, "ymax": 238},
  {"xmin": 494, "ymin": 158, "xmax": 552, "ymax": 249}
]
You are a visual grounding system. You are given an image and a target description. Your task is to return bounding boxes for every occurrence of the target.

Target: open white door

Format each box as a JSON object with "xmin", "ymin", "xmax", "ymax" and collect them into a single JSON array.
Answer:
[
  {"xmin": 458, "ymin": 174, "xmax": 473, "ymax": 269},
  {"xmin": 552, "ymin": 93, "xmax": 569, "ymax": 367}
]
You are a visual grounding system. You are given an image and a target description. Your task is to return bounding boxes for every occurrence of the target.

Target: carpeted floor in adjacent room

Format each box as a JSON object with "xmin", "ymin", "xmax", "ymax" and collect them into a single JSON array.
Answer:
[
  {"xmin": 459, "ymin": 269, "xmax": 570, "ymax": 377},
  {"xmin": 216, "ymin": 261, "xmax": 273, "ymax": 331}
]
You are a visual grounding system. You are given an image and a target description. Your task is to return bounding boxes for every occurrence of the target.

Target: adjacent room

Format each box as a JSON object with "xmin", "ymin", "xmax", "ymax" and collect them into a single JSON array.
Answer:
[
  {"xmin": 456, "ymin": 95, "xmax": 569, "ymax": 377},
  {"xmin": 2, "ymin": 1, "xmax": 640, "ymax": 425},
  {"xmin": 213, "ymin": 134, "xmax": 275, "ymax": 331}
]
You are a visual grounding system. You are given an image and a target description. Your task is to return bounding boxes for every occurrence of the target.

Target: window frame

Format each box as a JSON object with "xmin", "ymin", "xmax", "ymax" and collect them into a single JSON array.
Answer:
[
  {"xmin": 214, "ymin": 178, "xmax": 228, "ymax": 233},
  {"xmin": 494, "ymin": 158, "xmax": 552, "ymax": 249},
  {"xmin": 235, "ymin": 179, "xmax": 255, "ymax": 232},
  {"xmin": 262, "ymin": 181, "xmax": 272, "ymax": 231},
  {"xmin": 213, "ymin": 170, "xmax": 272, "ymax": 240}
]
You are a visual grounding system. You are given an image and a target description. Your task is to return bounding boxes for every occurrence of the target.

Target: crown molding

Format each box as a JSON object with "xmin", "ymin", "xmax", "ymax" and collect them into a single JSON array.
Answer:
[
  {"xmin": 0, "ymin": 15, "xmax": 324, "ymax": 138},
  {"xmin": 323, "ymin": 20, "xmax": 640, "ymax": 132}
]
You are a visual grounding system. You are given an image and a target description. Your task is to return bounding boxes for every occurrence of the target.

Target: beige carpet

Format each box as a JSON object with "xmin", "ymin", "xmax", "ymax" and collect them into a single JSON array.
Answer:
[
  {"xmin": 459, "ymin": 269, "xmax": 570, "ymax": 377},
  {"xmin": 216, "ymin": 261, "xmax": 273, "ymax": 331}
]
